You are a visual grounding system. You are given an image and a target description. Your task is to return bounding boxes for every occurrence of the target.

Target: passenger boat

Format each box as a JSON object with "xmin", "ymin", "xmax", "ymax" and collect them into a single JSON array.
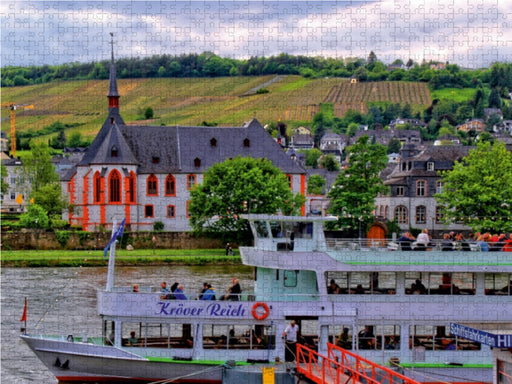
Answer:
[{"xmin": 21, "ymin": 214, "xmax": 511, "ymax": 383}]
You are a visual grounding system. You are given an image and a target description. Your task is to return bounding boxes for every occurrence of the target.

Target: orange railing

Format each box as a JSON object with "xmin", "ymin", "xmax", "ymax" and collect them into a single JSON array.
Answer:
[{"xmin": 297, "ymin": 343, "xmax": 420, "ymax": 384}]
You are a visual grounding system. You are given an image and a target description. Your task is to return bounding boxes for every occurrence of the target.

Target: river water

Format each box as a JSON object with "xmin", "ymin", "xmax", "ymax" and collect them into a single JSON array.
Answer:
[{"xmin": 1, "ymin": 265, "xmax": 254, "ymax": 384}]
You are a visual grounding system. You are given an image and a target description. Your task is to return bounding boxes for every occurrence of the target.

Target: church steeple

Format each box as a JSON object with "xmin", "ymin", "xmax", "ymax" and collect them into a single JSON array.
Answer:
[{"xmin": 107, "ymin": 32, "xmax": 120, "ymax": 110}]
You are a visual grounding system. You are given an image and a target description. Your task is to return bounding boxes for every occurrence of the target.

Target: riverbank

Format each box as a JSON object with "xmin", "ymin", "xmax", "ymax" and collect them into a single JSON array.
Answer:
[{"xmin": 0, "ymin": 249, "xmax": 241, "ymax": 267}]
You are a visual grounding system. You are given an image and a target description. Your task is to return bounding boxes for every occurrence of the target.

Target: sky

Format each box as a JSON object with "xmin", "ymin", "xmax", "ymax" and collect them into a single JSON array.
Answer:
[{"xmin": 1, "ymin": 0, "xmax": 511, "ymax": 69}]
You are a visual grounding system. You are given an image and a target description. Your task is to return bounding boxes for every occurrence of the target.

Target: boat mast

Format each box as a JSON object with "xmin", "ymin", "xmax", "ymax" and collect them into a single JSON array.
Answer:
[{"xmin": 106, "ymin": 219, "xmax": 117, "ymax": 292}]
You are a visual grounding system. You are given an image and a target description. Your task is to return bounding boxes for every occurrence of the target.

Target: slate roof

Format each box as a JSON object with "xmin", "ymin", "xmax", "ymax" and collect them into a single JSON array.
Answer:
[{"xmin": 79, "ymin": 116, "xmax": 304, "ymax": 175}]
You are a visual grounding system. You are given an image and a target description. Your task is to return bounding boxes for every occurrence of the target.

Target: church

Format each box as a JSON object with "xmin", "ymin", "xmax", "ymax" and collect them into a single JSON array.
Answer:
[{"xmin": 61, "ymin": 40, "xmax": 305, "ymax": 232}]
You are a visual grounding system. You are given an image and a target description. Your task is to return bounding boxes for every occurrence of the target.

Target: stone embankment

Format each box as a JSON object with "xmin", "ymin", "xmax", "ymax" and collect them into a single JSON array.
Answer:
[{"xmin": 1, "ymin": 231, "xmax": 222, "ymax": 251}]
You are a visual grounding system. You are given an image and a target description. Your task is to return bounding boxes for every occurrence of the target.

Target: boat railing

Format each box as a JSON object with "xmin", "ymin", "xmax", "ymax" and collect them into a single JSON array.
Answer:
[
  {"xmin": 325, "ymin": 238, "xmax": 495, "ymax": 252},
  {"xmin": 103, "ymin": 288, "xmax": 321, "ymax": 302}
]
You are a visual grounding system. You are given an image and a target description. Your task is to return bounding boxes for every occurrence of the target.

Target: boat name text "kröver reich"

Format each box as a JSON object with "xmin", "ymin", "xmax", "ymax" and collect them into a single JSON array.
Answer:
[{"xmin": 157, "ymin": 302, "xmax": 247, "ymax": 317}]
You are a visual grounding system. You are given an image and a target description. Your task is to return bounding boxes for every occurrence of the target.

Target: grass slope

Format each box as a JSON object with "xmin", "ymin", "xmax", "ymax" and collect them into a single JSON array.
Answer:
[{"xmin": 2, "ymin": 77, "xmax": 432, "ymax": 143}]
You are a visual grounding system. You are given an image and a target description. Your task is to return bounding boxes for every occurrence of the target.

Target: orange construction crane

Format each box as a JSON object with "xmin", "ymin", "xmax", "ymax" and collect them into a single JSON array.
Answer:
[{"xmin": 1, "ymin": 102, "xmax": 34, "ymax": 157}]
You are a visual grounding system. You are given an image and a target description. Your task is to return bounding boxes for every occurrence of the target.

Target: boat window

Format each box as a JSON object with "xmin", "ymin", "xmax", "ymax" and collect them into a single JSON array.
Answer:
[
  {"xmin": 254, "ymin": 220, "xmax": 269, "ymax": 238},
  {"xmin": 405, "ymin": 272, "xmax": 475, "ymax": 295},
  {"xmin": 409, "ymin": 324, "xmax": 480, "ymax": 351},
  {"xmin": 330, "ymin": 325, "xmax": 353, "ymax": 350},
  {"xmin": 121, "ymin": 322, "xmax": 193, "ymax": 349},
  {"xmin": 349, "ymin": 272, "xmax": 396, "ymax": 294},
  {"xmin": 355, "ymin": 325, "xmax": 401, "ymax": 351},
  {"xmin": 202, "ymin": 324, "xmax": 275, "ymax": 350},
  {"xmin": 325, "ymin": 272, "xmax": 396, "ymax": 295},
  {"xmin": 485, "ymin": 273, "xmax": 511, "ymax": 295},
  {"xmin": 283, "ymin": 270, "xmax": 298, "ymax": 287}
]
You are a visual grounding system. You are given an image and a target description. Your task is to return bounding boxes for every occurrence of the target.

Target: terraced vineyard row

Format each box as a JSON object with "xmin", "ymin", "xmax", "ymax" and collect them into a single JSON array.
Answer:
[
  {"xmin": 283, "ymin": 105, "xmax": 320, "ymax": 121},
  {"xmin": 324, "ymin": 81, "xmax": 431, "ymax": 106}
]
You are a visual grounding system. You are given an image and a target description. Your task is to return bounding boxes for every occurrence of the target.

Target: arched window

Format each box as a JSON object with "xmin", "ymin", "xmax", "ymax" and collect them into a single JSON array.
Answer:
[
  {"xmin": 415, "ymin": 206, "xmax": 426, "ymax": 224},
  {"xmin": 243, "ymin": 138, "xmax": 250, "ymax": 147},
  {"xmin": 111, "ymin": 145, "xmax": 118, "ymax": 158},
  {"xmin": 165, "ymin": 174, "xmax": 176, "ymax": 196},
  {"xmin": 93, "ymin": 171, "xmax": 101, "ymax": 203},
  {"xmin": 187, "ymin": 174, "xmax": 196, "ymax": 190},
  {"xmin": 394, "ymin": 205, "xmax": 408, "ymax": 224},
  {"xmin": 416, "ymin": 180, "xmax": 426, "ymax": 196},
  {"xmin": 127, "ymin": 171, "xmax": 136, "ymax": 203},
  {"xmin": 109, "ymin": 170, "xmax": 121, "ymax": 203},
  {"xmin": 147, "ymin": 174, "xmax": 158, "ymax": 196},
  {"xmin": 167, "ymin": 205, "xmax": 175, "ymax": 218}
]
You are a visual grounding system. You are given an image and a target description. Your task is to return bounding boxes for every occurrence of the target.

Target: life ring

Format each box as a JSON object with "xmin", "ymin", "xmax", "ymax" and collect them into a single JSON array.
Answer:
[{"xmin": 251, "ymin": 302, "xmax": 269, "ymax": 320}]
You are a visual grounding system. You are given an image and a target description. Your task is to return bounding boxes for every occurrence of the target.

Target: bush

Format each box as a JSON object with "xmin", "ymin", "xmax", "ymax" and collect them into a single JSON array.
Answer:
[
  {"xmin": 154, "ymin": 221, "xmax": 164, "ymax": 231},
  {"xmin": 256, "ymin": 88, "xmax": 269, "ymax": 94},
  {"xmin": 55, "ymin": 231, "xmax": 71, "ymax": 248}
]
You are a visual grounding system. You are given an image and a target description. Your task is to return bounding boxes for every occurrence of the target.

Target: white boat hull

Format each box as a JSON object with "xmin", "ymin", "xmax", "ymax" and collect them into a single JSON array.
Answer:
[{"xmin": 21, "ymin": 335, "xmax": 224, "ymax": 383}]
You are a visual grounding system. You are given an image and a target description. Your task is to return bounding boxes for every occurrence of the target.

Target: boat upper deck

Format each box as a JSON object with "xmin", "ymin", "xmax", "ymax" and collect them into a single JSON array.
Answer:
[{"xmin": 240, "ymin": 214, "xmax": 512, "ymax": 274}]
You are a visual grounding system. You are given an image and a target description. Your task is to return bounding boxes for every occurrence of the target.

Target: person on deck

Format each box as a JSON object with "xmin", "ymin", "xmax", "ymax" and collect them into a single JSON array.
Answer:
[
  {"xmin": 200, "ymin": 284, "xmax": 216, "ymax": 300},
  {"xmin": 397, "ymin": 232, "xmax": 414, "ymax": 251},
  {"xmin": 283, "ymin": 320, "xmax": 299, "ymax": 362},
  {"xmin": 415, "ymin": 229, "xmax": 430, "ymax": 250},
  {"xmin": 128, "ymin": 331, "xmax": 138, "ymax": 346},
  {"xmin": 327, "ymin": 279, "xmax": 341, "ymax": 294},
  {"xmin": 132, "ymin": 284, "xmax": 140, "ymax": 292},
  {"xmin": 501, "ymin": 234, "xmax": 512, "ymax": 252},
  {"xmin": 173, "ymin": 285, "xmax": 187, "ymax": 300}
]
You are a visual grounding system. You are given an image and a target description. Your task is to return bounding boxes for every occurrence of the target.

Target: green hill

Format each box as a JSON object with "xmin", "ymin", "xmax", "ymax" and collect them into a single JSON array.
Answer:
[{"xmin": 1, "ymin": 76, "xmax": 431, "ymax": 142}]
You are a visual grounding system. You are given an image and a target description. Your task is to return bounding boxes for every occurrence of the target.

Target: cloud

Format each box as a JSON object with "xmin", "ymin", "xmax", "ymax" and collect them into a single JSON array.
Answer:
[{"xmin": 1, "ymin": 0, "xmax": 510, "ymax": 68}]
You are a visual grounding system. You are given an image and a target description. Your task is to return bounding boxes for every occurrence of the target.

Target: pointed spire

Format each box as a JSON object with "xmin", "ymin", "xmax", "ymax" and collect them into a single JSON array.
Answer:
[{"xmin": 108, "ymin": 32, "xmax": 120, "ymax": 108}]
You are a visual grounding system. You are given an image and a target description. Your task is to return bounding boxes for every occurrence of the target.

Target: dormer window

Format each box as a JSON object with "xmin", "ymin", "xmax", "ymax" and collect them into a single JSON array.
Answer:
[
  {"xmin": 152, "ymin": 156, "xmax": 160, "ymax": 164},
  {"xmin": 427, "ymin": 162, "xmax": 435, "ymax": 171},
  {"xmin": 243, "ymin": 138, "xmax": 250, "ymax": 147},
  {"xmin": 111, "ymin": 145, "xmax": 118, "ymax": 158},
  {"xmin": 194, "ymin": 158, "xmax": 201, "ymax": 167},
  {"xmin": 210, "ymin": 138, "xmax": 217, "ymax": 147}
]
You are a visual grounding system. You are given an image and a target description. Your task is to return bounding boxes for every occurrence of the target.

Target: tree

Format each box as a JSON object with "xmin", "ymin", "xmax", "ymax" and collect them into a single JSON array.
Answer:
[
  {"xmin": 67, "ymin": 132, "xmax": 85, "ymax": 147},
  {"xmin": 319, "ymin": 154, "xmax": 340, "ymax": 172},
  {"xmin": 435, "ymin": 141, "xmax": 512, "ymax": 233},
  {"xmin": 387, "ymin": 138, "xmax": 401, "ymax": 154},
  {"xmin": 1, "ymin": 163, "xmax": 8, "ymax": 196},
  {"xmin": 21, "ymin": 142, "xmax": 59, "ymax": 193},
  {"xmin": 31, "ymin": 183, "xmax": 68, "ymax": 219},
  {"xmin": 19, "ymin": 204, "xmax": 49, "ymax": 229},
  {"xmin": 327, "ymin": 135, "xmax": 389, "ymax": 235},
  {"xmin": 437, "ymin": 118, "xmax": 456, "ymax": 137},
  {"xmin": 488, "ymin": 87, "xmax": 502, "ymax": 109},
  {"xmin": 188, "ymin": 156, "xmax": 305, "ymax": 242},
  {"xmin": 51, "ymin": 130, "xmax": 67, "ymax": 149},
  {"xmin": 301, "ymin": 148, "xmax": 323, "ymax": 168},
  {"xmin": 144, "ymin": 107, "xmax": 154, "ymax": 119},
  {"xmin": 346, "ymin": 122, "xmax": 358, "ymax": 138},
  {"xmin": 307, "ymin": 174, "xmax": 326, "ymax": 195}
]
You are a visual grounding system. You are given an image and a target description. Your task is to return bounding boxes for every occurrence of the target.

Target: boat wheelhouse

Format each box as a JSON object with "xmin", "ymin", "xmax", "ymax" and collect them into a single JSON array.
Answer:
[{"xmin": 21, "ymin": 214, "xmax": 512, "ymax": 383}]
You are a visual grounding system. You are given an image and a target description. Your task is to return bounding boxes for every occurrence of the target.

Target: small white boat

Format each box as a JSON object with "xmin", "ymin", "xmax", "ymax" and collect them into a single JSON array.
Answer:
[{"xmin": 21, "ymin": 214, "xmax": 511, "ymax": 383}]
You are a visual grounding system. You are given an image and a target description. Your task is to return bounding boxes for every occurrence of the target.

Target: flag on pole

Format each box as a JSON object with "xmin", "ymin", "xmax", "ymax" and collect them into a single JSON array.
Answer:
[
  {"xmin": 103, "ymin": 218, "xmax": 126, "ymax": 257},
  {"xmin": 20, "ymin": 297, "xmax": 27, "ymax": 322}
]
